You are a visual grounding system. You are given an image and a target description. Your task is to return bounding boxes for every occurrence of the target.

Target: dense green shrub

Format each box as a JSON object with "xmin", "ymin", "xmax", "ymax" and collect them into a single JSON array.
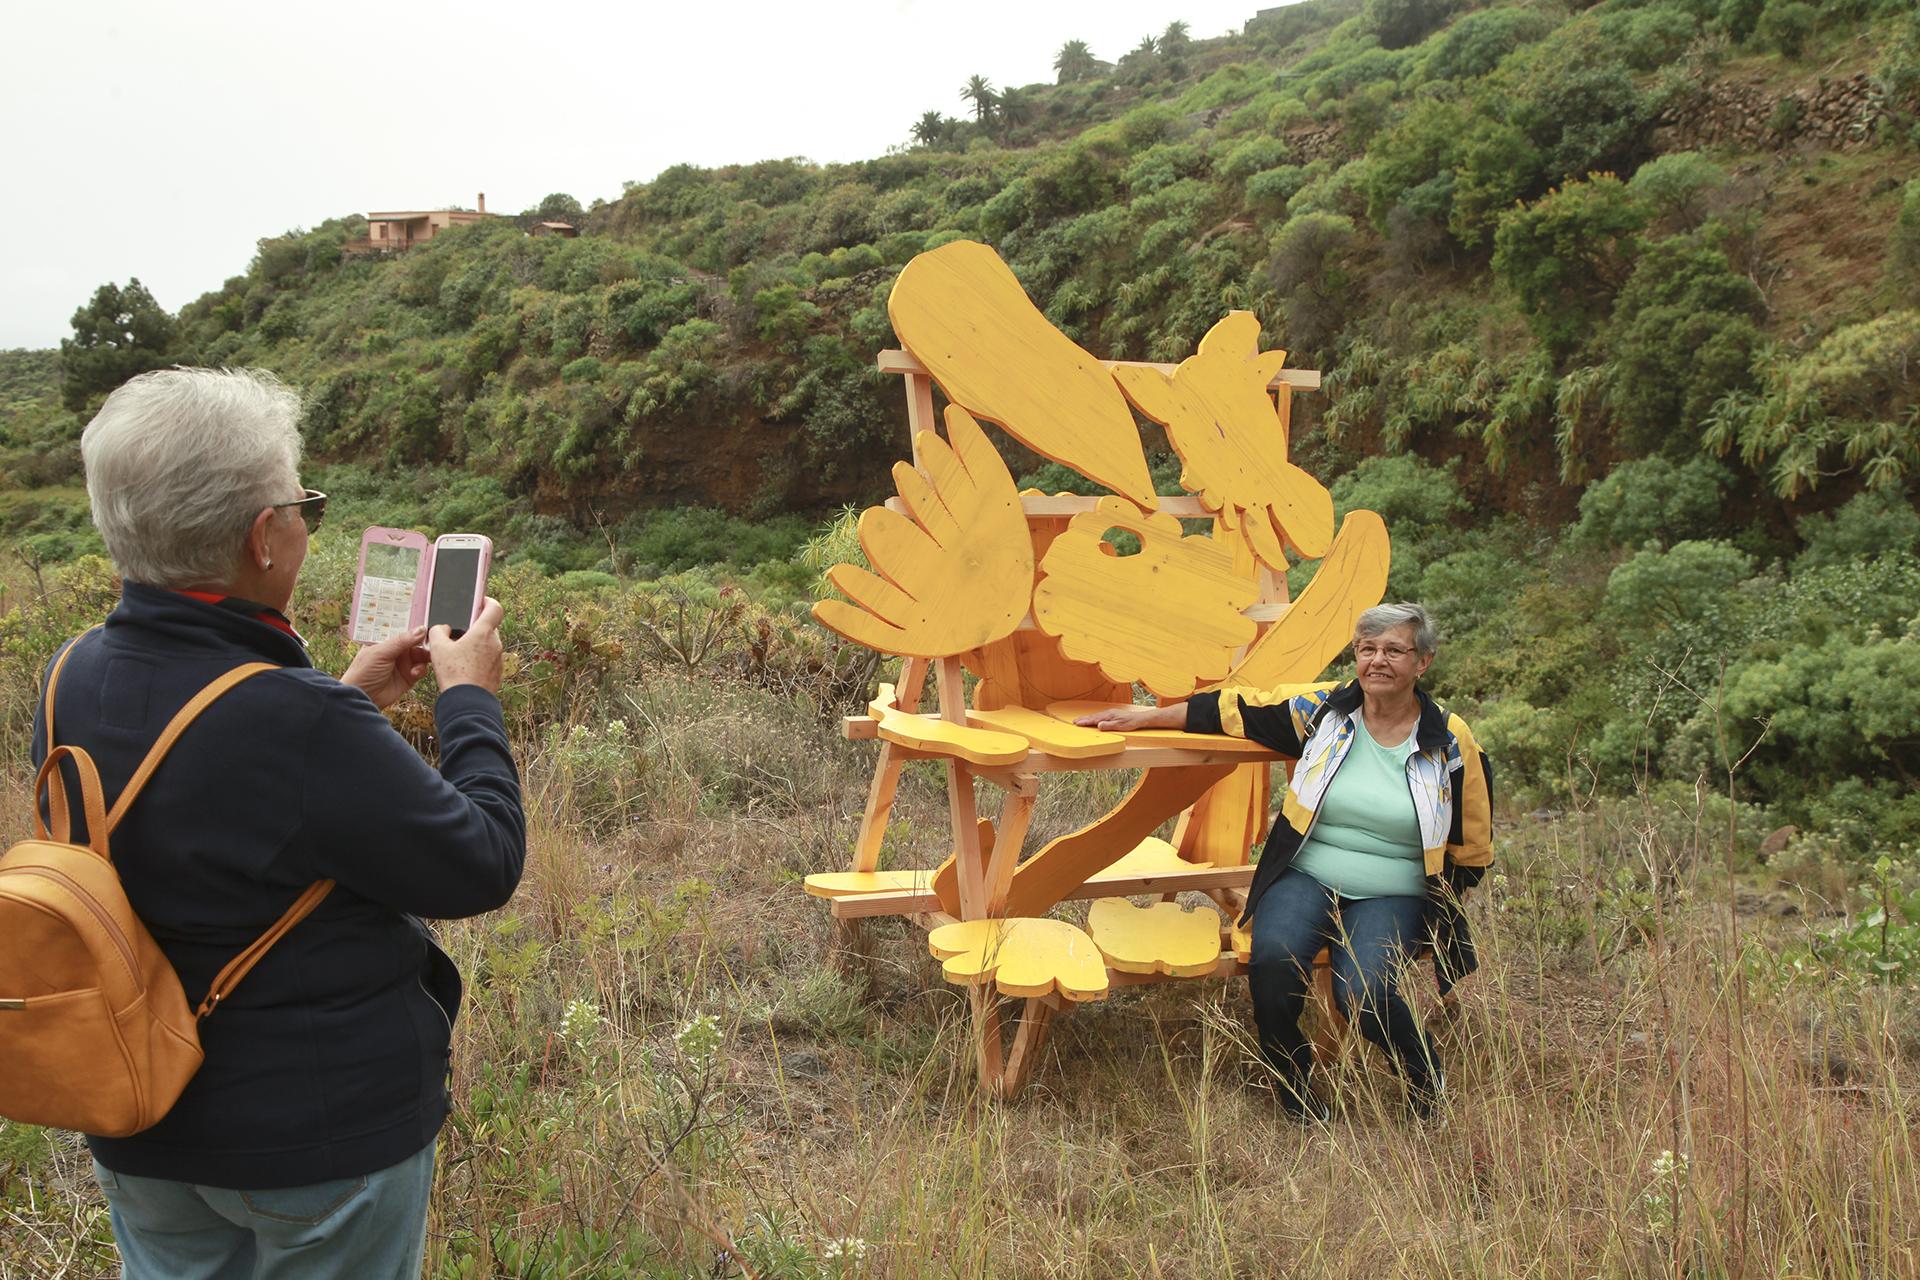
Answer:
[
  {"xmin": 1493, "ymin": 175, "xmax": 1649, "ymax": 357},
  {"xmin": 1570, "ymin": 457, "xmax": 1735, "ymax": 550}
]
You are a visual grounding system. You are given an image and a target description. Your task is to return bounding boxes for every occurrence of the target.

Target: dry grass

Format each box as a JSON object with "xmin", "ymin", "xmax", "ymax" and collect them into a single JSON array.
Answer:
[{"xmin": 3, "ymin": 668, "xmax": 1917, "ymax": 1279}]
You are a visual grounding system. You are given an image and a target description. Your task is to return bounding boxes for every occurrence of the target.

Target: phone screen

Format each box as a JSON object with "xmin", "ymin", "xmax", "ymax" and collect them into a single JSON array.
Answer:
[
  {"xmin": 352, "ymin": 542, "xmax": 423, "ymax": 644},
  {"xmin": 426, "ymin": 547, "xmax": 482, "ymax": 635}
]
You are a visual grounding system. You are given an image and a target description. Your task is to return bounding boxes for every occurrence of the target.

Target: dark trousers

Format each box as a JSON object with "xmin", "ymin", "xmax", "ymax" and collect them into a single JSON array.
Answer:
[{"xmin": 1247, "ymin": 867, "xmax": 1438, "ymax": 1102}]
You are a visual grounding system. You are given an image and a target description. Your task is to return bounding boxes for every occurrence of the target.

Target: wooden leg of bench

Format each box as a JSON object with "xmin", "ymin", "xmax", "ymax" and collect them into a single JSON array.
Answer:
[
  {"xmin": 1310, "ymin": 959, "xmax": 1346, "ymax": 1065},
  {"xmin": 972, "ymin": 988, "xmax": 1004, "ymax": 1094},
  {"xmin": 1000, "ymin": 998, "xmax": 1055, "ymax": 1099}
]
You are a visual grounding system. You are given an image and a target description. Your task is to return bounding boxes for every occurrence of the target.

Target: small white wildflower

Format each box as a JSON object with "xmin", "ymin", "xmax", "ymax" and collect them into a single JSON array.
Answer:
[
  {"xmin": 675, "ymin": 1012, "xmax": 722, "ymax": 1066},
  {"xmin": 560, "ymin": 997, "xmax": 602, "ymax": 1048},
  {"xmin": 1491, "ymin": 874, "xmax": 1509, "ymax": 892},
  {"xmin": 822, "ymin": 1236, "xmax": 869, "ymax": 1262}
]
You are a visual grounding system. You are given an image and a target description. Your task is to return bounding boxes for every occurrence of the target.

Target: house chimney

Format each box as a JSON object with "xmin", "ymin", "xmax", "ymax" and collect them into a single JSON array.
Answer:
[{"xmin": 477, "ymin": 192, "xmax": 486, "ymax": 214}]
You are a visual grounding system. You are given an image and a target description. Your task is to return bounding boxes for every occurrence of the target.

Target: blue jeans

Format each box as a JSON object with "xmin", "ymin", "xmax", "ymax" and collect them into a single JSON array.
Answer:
[
  {"xmin": 1247, "ymin": 867, "xmax": 1438, "ymax": 1104},
  {"xmin": 92, "ymin": 1142, "xmax": 434, "ymax": 1280}
]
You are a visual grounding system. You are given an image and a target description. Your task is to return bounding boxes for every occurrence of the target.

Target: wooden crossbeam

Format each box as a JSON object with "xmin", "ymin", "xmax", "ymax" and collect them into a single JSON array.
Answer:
[
  {"xmin": 876, "ymin": 348, "xmax": 1321, "ymax": 391},
  {"xmin": 826, "ymin": 863, "xmax": 1254, "ymax": 919}
]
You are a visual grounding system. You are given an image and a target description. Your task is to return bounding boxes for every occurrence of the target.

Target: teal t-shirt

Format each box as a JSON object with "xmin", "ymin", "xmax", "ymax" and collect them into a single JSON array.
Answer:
[{"xmin": 1292, "ymin": 708, "xmax": 1426, "ymax": 899}]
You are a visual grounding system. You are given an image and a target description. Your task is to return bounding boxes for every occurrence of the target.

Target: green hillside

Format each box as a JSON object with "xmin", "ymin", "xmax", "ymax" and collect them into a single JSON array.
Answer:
[{"xmin": 7, "ymin": 0, "xmax": 1920, "ymax": 841}]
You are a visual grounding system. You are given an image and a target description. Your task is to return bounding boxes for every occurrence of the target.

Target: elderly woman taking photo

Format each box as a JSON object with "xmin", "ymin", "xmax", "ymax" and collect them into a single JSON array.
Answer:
[
  {"xmin": 1079, "ymin": 603, "xmax": 1492, "ymax": 1121},
  {"xmin": 30, "ymin": 368, "xmax": 525, "ymax": 1277}
]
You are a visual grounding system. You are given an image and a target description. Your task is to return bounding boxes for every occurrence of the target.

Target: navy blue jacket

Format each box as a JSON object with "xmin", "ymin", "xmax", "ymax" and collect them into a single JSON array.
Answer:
[{"xmin": 30, "ymin": 584, "xmax": 524, "ymax": 1189}]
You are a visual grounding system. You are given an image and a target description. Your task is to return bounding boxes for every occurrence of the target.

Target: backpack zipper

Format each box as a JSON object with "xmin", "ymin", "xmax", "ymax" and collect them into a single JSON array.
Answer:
[{"xmin": 0, "ymin": 866, "xmax": 140, "ymax": 987}]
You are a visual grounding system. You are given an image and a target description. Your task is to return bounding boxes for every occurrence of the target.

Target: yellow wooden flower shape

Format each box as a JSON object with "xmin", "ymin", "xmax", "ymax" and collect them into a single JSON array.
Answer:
[
  {"xmin": 1112, "ymin": 311, "xmax": 1336, "ymax": 567},
  {"xmin": 1031, "ymin": 497, "xmax": 1257, "ymax": 699},
  {"xmin": 1086, "ymin": 899, "xmax": 1225, "ymax": 979},
  {"xmin": 890, "ymin": 240, "xmax": 1156, "ymax": 508},
  {"xmin": 812, "ymin": 405, "xmax": 1034, "ymax": 658},
  {"xmin": 928, "ymin": 917, "xmax": 1110, "ymax": 1002}
]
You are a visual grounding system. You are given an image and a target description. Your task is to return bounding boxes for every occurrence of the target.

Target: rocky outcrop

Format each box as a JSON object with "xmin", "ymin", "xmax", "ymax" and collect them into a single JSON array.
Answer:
[{"xmin": 1657, "ymin": 72, "xmax": 1888, "ymax": 152}]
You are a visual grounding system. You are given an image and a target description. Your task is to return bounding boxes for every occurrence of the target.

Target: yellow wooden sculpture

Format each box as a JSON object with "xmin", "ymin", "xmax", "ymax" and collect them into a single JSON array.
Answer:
[
  {"xmin": 889, "ymin": 240, "xmax": 1157, "ymax": 508},
  {"xmin": 804, "ymin": 239, "xmax": 1395, "ymax": 1099},
  {"xmin": 1032, "ymin": 498, "xmax": 1257, "ymax": 699},
  {"xmin": 1113, "ymin": 311, "xmax": 1336, "ymax": 566},
  {"xmin": 813, "ymin": 404, "xmax": 1033, "ymax": 659}
]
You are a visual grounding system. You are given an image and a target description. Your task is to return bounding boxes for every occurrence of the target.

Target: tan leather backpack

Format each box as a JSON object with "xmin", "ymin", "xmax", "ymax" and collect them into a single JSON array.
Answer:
[{"xmin": 0, "ymin": 633, "xmax": 333, "ymax": 1137}]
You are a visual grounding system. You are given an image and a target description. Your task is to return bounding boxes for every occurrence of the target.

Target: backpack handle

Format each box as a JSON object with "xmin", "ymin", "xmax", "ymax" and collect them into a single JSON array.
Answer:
[
  {"xmin": 195, "ymin": 879, "xmax": 336, "ymax": 1019},
  {"xmin": 34, "ymin": 745, "xmax": 110, "ymax": 859}
]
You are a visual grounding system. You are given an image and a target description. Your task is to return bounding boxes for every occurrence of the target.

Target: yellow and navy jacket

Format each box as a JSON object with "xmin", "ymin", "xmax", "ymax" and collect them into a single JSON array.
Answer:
[{"xmin": 1186, "ymin": 678, "xmax": 1495, "ymax": 992}]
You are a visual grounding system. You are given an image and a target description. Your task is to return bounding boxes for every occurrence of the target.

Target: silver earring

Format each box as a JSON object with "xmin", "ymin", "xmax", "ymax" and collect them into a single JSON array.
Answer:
[{"xmin": 264, "ymin": 559, "xmax": 273, "ymax": 569}]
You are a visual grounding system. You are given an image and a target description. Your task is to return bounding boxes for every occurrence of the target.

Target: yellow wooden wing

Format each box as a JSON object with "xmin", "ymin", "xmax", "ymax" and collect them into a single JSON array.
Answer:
[
  {"xmin": 928, "ymin": 917, "xmax": 1110, "ymax": 1002},
  {"xmin": 812, "ymin": 405, "xmax": 1034, "ymax": 658},
  {"xmin": 1220, "ymin": 509, "xmax": 1391, "ymax": 690},
  {"xmin": 1112, "ymin": 311, "xmax": 1335, "ymax": 567},
  {"xmin": 890, "ymin": 240, "xmax": 1155, "ymax": 508},
  {"xmin": 1032, "ymin": 497, "xmax": 1256, "ymax": 699}
]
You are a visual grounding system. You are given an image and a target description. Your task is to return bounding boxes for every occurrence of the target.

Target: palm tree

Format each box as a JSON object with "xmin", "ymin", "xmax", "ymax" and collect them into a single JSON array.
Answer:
[
  {"xmin": 961, "ymin": 75, "xmax": 998, "ymax": 124},
  {"xmin": 1133, "ymin": 35, "xmax": 1159, "ymax": 58},
  {"xmin": 996, "ymin": 86, "xmax": 1033, "ymax": 143},
  {"xmin": 1161, "ymin": 20, "xmax": 1191, "ymax": 50},
  {"xmin": 1053, "ymin": 39, "xmax": 1097, "ymax": 84},
  {"xmin": 911, "ymin": 110, "xmax": 946, "ymax": 148}
]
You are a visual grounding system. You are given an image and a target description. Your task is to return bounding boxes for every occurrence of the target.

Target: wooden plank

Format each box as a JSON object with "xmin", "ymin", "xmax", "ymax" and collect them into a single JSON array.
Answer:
[
  {"xmin": 1112, "ymin": 312, "xmax": 1335, "ymax": 566},
  {"xmin": 904, "ymin": 370, "xmax": 937, "ymax": 468},
  {"xmin": 1032, "ymin": 498, "xmax": 1257, "ymax": 699},
  {"xmin": 814, "ymin": 407, "xmax": 1035, "ymax": 659},
  {"xmin": 825, "ymin": 862, "xmax": 1254, "ymax": 919},
  {"xmin": 967, "ymin": 705, "xmax": 1122, "ymax": 759},
  {"xmin": 1175, "ymin": 762, "xmax": 1267, "ymax": 868},
  {"xmin": 850, "ymin": 658, "xmax": 928, "ymax": 872},
  {"xmin": 1003, "ymin": 764, "xmax": 1235, "ymax": 918},
  {"xmin": 887, "ymin": 241, "xmax": 1156, "ymax": 507},
  {"xmin": 1000, "ymin": 998, "xmax": 1056, "ymax": 1099},
  {"xmin": 1107, "ymin": 953, "xmax": 1245, "ymax": 986},
  {"xmin": 984, "ymin": 779, "xmax": 1036, "ymax": 916},
  {"xmin": 878, "ymin": 347, "xmax": 1321, "ymax": 391}
]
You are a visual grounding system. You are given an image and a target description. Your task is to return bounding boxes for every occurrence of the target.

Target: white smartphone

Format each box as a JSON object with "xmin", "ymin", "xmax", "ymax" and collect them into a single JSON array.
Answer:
[{"xmin": 423, "ymin": 534, "xmax": 493, "ymax": 639}]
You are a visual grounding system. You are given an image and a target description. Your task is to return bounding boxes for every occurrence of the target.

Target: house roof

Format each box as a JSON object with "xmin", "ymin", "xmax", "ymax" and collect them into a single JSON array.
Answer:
[
  {"xmin": 365, "ymin": 209, "xmax": 487, "ymax": 221},
  {"xmin": 536, "ymin": 221, "xmax": 576, "ymax": 230}
]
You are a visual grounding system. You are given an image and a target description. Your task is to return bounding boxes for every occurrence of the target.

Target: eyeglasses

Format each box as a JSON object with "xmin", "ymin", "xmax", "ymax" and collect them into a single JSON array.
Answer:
[
  {"xmin": 1352, "ymin": 642, "xmax": 1417, "ymax": 663},
  {"xmin": 271, "ymin": 489, "xmax": 328, "ymax": 534}
]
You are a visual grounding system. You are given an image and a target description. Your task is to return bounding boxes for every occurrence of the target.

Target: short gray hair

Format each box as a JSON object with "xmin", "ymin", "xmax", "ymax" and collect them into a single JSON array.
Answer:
[
  {"xmin": 82, "ymin": 368, "xmax": 303, "ymax": 589},
  {"xmin": 1355, "ymin": 602, "xmax": 1438, "ymax": 656}
]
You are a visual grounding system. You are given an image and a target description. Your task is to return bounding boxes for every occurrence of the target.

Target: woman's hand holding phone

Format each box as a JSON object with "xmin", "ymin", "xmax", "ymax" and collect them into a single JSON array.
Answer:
[
  {"xmin": 341, "ymin": 626, "xmax": 432, "ymax": 710},
  {"xmin": 430, "ymin": 597, "xmax": 505, "ymax": 694}
]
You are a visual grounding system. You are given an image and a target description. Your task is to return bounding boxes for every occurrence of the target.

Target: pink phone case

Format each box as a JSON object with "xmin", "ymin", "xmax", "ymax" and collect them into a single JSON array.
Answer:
[
  {"xmin": 350, "ymin": 527, "xmax": 432, "ymax": 645},
  {"xmin": 422, "ymin": 534, "xmax": 493, "ymax": 635}
]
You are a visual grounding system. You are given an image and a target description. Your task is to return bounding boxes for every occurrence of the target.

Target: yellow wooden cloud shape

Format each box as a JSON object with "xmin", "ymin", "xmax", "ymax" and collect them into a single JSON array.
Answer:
[
  {"xmin": 890, "ymin": 240, "xmax": 1156, "ymax": 508},
  {"xmin": 928, "ymin": 917, "xmax": 1110, "ymax": 1002},
  {"xmin": 1112, "ymin": 311, "xmax": 1335, "ymax": 566},
  {"xmin": 812, "ymin": 405, "xmax": 1034, "ymax": 658}
]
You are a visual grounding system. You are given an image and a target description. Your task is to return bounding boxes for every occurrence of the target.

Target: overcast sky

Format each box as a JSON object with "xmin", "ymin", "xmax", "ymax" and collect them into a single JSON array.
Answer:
[{"xmin": 1, "ymin": 0, "xmax": 1277, "ymax": 350}]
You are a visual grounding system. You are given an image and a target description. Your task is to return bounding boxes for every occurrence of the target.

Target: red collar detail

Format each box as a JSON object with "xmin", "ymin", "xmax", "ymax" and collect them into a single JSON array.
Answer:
[{"xmin": 174, "ymin": 590, "xmax": 301, "ymax": 640}]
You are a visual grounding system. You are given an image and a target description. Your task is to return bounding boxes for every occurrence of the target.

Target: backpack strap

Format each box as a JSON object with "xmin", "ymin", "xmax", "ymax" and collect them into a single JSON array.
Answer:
[
  {"xmin": 39, "ymin": 628, "xmax": 106, "ymax": 855},
  {"xmin": 196, "ymin": 879, "xmax": 335, "ymax": 1020},
  {"xmin": 104, "ymin": 662, "xmax": 279, "ymax": 835}
]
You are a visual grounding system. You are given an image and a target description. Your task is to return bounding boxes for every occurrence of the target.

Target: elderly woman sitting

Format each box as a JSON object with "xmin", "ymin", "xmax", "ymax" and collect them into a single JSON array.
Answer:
[{"xmin": 1079, "ymin": 603, "xmax": 1492, "ymax": 1120}]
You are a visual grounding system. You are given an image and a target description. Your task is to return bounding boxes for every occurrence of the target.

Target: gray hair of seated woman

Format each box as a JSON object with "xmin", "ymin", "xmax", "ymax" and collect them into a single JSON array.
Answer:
[
  {"xmin": 1354, "ymin": 602, "xmax": 1438, "ymax": 657},
  {"xmin": 81, "ymin": 367, "xmax": 303, "ymax": 590}
]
